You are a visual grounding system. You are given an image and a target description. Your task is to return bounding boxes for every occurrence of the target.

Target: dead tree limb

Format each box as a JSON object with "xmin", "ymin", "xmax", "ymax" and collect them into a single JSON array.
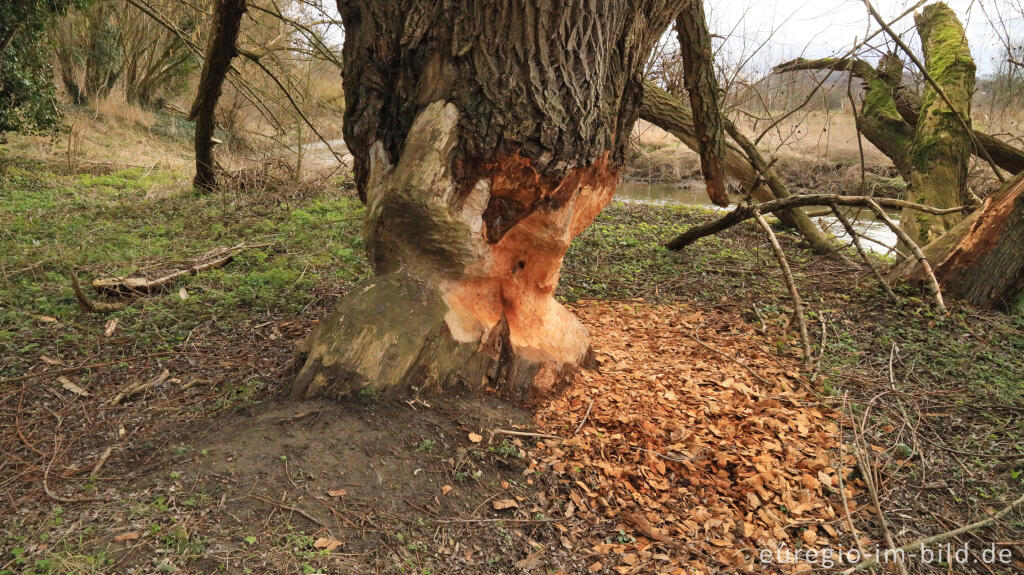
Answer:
[
  {"xmin": 863, "ymin": 198, "xmax": 946, "ymax": 313},
  {"xmin": 190, "ymin": 0, "xmax": 247, "ymax": 191},
  {"xmin": 675, "ymin": 4, "xmax": 726, "ymax": 206},
  {"xmin": 639, "ymin": 83, "xmax": 842, "ymax": 256},
  {"xmin": 665, "ymin": 194, "xmax": 970, "ymax": 250},
  {"xmin": 752, "ymin": 209, "xmax": 812, "ymax": 365}
]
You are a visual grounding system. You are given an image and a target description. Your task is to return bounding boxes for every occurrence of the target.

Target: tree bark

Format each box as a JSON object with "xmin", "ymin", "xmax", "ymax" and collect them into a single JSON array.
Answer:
[
  {"xmin": 896, "ymin": 172, "xmax": 1024, "ymax": 312},
  {"xmin": 638, "ymin": 83, "xmax": 841, "ymax": 255},
  {"xmin": 291, "ymin": 0, "xmax": 685, "ymax": 404},
  {"xmin": 675, "ymin": 4, "xmax": 727, "ymax": 206},
  {"xmin": 189, "ymin": 0, "xmax": 246, "ymax": 191}
]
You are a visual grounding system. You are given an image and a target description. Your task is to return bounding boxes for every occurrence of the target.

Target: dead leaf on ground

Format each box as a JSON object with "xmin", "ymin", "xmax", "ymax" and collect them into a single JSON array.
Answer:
[
  {"xmin": 441, "ymin": 485, "xmax": 453, "ymax": 495},
  {"xmin": 104, "ymin": 318, "xmax": 119, "ymax": 337}
]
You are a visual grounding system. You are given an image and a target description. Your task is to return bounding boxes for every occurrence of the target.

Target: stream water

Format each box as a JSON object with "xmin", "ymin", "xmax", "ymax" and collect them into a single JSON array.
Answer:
[{"xmin": 617, "ymin": 180, "xmax": 900, "ymax": 254}]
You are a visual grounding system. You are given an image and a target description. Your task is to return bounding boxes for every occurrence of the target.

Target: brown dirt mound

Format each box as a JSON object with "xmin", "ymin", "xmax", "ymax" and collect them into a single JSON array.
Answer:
[{"xmin": 530, "ymin": 302, "xmax": 845, "ymax": 573}]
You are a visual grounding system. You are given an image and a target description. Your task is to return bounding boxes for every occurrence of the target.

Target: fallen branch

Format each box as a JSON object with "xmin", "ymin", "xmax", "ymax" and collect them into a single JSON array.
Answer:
[
  {"xmin": 665, "ymin": 194, "xmax": 970, "ymax": 250},
  {"xmin": 863, "ymin": 198, "xmax": 946, "ymax": 313},
  {"xmin": 829, "ymin": 206, "xmax": 898, "ymax": 302},
  {"xmin": 72, "ymin": 273, "xmax": 128, "ymax": 313},
  {"xmin": 109, "ymin": 369, "xmax": 171, "ymax": 405},
  {"xmin": 490, "ymin": 429, "xmax": 562, "ymax": 441},
  {"xmin": 752, "ymin": 209, "xmax": 811, "ymax": 366},
  {"xmin": 92, "ymin": 243, "xmax": 268, "ymax": 295}
]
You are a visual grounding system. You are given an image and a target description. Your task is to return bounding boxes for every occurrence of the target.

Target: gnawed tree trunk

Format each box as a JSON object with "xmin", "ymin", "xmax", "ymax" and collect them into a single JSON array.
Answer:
[
  {"xmin": 896, "ymin": 172, "xmax": 1024, "ymax": 312},
  {"xmin": 190, "ymin": 0, "xmax": 246, "ymax": 191},
  {"xmin": 638, "ymin": 83, "xmax": 841, "ymax": 255},
  {"xmin": 290, "ymin": 1, "xmax": 685, "ymax": 404},
  {"xmin": 905, "ymin": 2, "xmax": 976, "ymax": 244}
]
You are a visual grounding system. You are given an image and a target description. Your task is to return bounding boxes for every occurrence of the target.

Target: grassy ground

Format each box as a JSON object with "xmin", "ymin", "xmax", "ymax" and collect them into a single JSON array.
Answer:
[{"xmin": 1, "ymin": 113, "xmax": 1022, "ymax": 573}]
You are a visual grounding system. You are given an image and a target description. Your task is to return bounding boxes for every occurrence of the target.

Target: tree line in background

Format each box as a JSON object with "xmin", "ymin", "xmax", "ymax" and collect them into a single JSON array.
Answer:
[{"xmin": 1, "ymin": 0, "xmax": 345, "ymax": 166}]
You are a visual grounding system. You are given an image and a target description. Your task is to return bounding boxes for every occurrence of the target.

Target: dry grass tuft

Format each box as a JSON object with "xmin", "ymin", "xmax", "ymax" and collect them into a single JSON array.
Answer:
[{"xmin": 92, "ymin": 95, "xmax": 156, "ymax": 128}]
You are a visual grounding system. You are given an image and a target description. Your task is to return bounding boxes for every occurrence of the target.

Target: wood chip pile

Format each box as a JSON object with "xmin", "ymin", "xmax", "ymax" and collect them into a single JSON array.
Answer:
[{"xmin": 530, "ymin": 302, "xmax": 850, "ymax": 573}]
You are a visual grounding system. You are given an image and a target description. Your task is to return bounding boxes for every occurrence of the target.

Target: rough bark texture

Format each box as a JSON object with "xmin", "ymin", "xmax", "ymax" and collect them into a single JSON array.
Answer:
[
  {"xmin": 905, "ymin": 2, "xmax": 976, "ymax": 244},
  {"xmin": 638, "ymin": 83, "xmax": 840, "ymax": 255},
  {"xmin": 675, "ymin": 4, "xmax": 727, "ymax": 206},
  {"xmin": 292, "ymin": 1, "xmax": 685, "ymax": 404},
  {"xmin": 189, "ymin": 0, "xmax": 245, "ymax": 191},
  {"xmin": 896, "ymin": 173, "xmax": 1024, "ymax": 312}
]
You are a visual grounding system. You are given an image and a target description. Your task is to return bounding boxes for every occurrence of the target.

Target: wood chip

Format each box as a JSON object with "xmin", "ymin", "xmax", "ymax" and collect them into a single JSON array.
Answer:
[
  {"xmin": 112, "ymin": 531, "xmax": 141, "ymax": 542},
  {"xmin": 327, "ymin": 489, "xmax": 347, "ymax": 497},
  {"xmin": 492, "ymin": 499, "xmax": 518, "ymax": 510},
  {"xmin": 468, "ymin": 432, "xmax": 483, "ymax": 443},
  {"xmin": 313, "ymin": 537, "xmax": 342, "ymax": 550},
  {"xmin": 57, "ymin": 376, "xmax": 90, "ymax": 397}
]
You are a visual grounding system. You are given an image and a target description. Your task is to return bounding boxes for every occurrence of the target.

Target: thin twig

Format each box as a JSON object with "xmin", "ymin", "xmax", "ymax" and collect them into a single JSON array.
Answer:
[
  {"xmin": 245, "ymin": 492, "xmax": 325, "ymax": 526},
  {"xmin": 840, "ymin": 492, "xmax": 1024, "ymax": 574},
  {"xmin": 572, "ymin": 400, "xmax": 594, "ymax": 436},
  {"xmin": 752, "ymin": 208, "xmax": 812, "ymax": 365},
  {"xmin": 0, "ymin": 352, "xmax": 178, "ymax": 384},
  {"xmin": 829, "ymin": 205, "xmax": 898, "ymax": 302},
  {"xmin": 491, "ymin": 429, "xmax": 562, "ymax": 441}
]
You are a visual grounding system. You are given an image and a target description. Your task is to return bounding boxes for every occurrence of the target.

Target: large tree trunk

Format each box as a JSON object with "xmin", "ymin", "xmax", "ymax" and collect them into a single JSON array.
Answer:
[
  {"xmin": 189, "ymin": 0, "xmax": 245, "ymax": 191},
  {"xmin": 896, "ymin": 172, "xmax": 1024, "ymax": 311},
  {"xmin": 904, "ymin": 2, "xmax": 976, "ymax": 244},
  {"xmin": 775, "ymin": 3, "xmax": 978, "ymax": 246},
  {"xmin": 290, "ymin": 1, "xmax": 685, "ymax": 404}
]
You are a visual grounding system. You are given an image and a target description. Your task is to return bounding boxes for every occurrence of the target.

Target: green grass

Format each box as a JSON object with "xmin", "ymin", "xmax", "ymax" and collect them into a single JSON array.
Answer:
[{"xmin": 0, "ymin": 156, "xmax": 370, "ymax": 376}]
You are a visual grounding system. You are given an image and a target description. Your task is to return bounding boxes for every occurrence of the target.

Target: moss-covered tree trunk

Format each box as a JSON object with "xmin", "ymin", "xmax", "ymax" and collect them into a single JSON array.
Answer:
[
  {"xmin": 290, "ymin": 0, "xmax": 685, "ymax": 404},
  {"xmin": 896, "ymin": 173, "xmax": 1024, "ymax": 311},
  {"xmin": 904, "ymin": 2, "xmax": 976, "ymax": 244}
]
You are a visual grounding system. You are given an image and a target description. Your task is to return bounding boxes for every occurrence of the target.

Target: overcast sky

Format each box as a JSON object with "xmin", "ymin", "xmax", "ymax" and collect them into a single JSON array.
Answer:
[{"xmin": 705, "ymin": 0, "xmax": 1022, "ymax": 75}]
